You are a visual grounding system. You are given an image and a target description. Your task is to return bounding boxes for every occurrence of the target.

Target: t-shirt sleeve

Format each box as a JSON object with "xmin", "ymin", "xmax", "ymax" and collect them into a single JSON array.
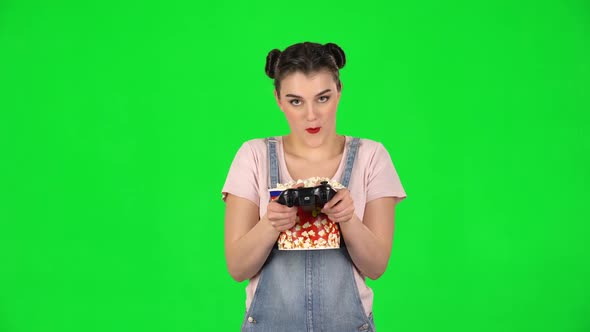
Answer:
[
  {"xmin": 221, "ymin": 141, "xmax": 261, "ymax": 206},
  {"xmin": 366, "ymin": 143, "xmax": 407, "ymax": 203}
]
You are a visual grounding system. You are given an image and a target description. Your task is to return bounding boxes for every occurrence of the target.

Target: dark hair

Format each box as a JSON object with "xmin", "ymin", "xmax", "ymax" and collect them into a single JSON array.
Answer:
[{"xmin": 265, "ymin": 42, "xmax": 346, "ymax": 95}]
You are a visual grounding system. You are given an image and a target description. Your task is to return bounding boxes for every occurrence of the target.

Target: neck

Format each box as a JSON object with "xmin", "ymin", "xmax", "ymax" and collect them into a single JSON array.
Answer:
[{"xmin": 283, "ymin": 133, "xmax": 345, "ymax": 162}]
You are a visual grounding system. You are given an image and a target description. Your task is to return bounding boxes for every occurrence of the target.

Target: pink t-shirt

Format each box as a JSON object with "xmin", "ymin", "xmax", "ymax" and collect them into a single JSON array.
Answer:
[{"xmin": 221, "ymin": 136, "xmax": 407, "ymax": 315}]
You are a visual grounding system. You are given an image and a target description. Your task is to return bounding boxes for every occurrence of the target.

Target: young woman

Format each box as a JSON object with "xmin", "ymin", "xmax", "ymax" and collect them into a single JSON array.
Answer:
[{"xmin": 221, "ymin": 42, "xmax": 406, "ymax": 331}]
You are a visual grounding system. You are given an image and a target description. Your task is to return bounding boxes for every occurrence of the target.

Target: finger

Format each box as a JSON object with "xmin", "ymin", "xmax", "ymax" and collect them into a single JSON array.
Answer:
[
  {"xmin": 270, "ymin": 218, "xmax": 297, "ymax": 227},
  {"xmin": 322, "ymin": 195, "xmax": 351, "ymax": 214},
  {"xmin": 277, "ymin": 223, "xmax": 297, "ymax": 232},
  {"xmin": 322, "ymin": 197, "xmax": 339, "ymax": 210},
  {"xmin": 268, "ymin": 200, "xmax": 289, "ymax": 210},
  {"xmin": 271, "ymin": 219, "xmax": 296, "ymax": 229},
  {"xmin": 273, "ymin": 219, "xmax": 297, "ymax": 231},
  {"xmin": 271, "ymin": 210, "xmax": 299, "ymax": 223},
  {"xmin": 324, "ymin": 189, "xmax": 349, "ymax": 209},
  {"xmin": 269, "ymin": 205, "xmax": 296, "ymax": 215},
  {"xmin": 328, "ymin": 214, "xmax": 348, "ymax": 224},
  {"xmin": 330, "ymin": 210, "xmax": 353, "ymax": 222},
  {"xmin": 269, "ymin": 210, "xmax": 297, "ymax": 221},
  {"xmin": 329, "ymin": 207, "xmax": 355, "ymax": 222},
  {"xmin": 269, "ymin": 203, "xmax": 298, "ymax": 214},
  {"xmin": 324, "ymin": 202, "xmax": 353, "ymax": 217}
]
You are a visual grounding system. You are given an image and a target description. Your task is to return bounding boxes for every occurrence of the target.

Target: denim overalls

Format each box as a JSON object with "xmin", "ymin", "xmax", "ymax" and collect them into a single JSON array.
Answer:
[{"xmin": 241, "ymin": 137, "xmax": 376, "ymax": 332}]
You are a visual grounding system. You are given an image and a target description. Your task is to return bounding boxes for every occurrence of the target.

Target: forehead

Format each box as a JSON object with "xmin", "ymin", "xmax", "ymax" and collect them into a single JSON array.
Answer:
[{"xmin": 280, "ymin": 71, "xmax": 336, "ymax": 96}]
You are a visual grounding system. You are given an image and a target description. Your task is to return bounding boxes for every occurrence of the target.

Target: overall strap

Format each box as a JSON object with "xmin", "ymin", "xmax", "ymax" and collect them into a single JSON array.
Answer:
[
  {"xmin": 266, "ymin": 137, "xmax": 280, "ymax": 189},
  {"xmin": 340, "ymin": 137, "xmax": 360, "ymax": 188}
]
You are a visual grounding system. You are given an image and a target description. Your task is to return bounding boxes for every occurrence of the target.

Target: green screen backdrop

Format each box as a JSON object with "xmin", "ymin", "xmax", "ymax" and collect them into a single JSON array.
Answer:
[{"xmin": 1, "ymin": 0, "xmax": 589, "ymax": 331}]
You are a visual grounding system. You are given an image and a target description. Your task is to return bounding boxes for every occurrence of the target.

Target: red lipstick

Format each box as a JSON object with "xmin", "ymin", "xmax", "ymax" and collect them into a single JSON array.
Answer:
[{"xmin": 306, "ymin": 127, "xmax": 321, "ymax": 134}]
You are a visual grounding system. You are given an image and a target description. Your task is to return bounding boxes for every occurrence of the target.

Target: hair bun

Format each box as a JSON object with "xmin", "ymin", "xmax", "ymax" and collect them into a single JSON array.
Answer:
[
  {"xmin": 324, "ymin": 43, "xmax": 346, "ymax": 69},
  {"xmin": 265, "ymin": 49, "xmax": 281, "ymax": 79}
]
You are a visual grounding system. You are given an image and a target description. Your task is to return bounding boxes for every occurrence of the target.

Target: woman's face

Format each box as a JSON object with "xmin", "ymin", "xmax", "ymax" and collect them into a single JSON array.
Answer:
[{"xmin": 275, "ymin": 70, "xmax": 341, "ymax": 148}]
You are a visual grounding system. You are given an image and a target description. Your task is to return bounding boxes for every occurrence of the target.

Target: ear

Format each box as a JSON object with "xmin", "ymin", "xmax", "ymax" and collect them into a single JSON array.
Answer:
[{"xmin": 335, "ymin": 83, "xmax": 342, "ymax": 101}]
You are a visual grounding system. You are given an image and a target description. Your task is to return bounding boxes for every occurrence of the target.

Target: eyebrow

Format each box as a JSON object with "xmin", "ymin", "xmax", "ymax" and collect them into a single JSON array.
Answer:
[{"xmin": 285, "ymin": 89, "xmax": 332, "ymax": 99}]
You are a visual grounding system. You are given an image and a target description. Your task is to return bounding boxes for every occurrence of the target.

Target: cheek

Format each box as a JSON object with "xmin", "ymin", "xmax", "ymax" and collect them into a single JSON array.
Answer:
[
  {"xmin": 283, "ymin": 109, "xmax": 301, "ymax": 126},
  {"xmin": 325, "ymin": 104, "xmax": 338, "ymax": 119}
]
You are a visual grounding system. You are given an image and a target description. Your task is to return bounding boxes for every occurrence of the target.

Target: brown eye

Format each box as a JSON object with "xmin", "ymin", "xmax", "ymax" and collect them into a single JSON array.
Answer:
[{"xmin": 318, "ymin": 96, "xmax": 330, "ymax": 103}]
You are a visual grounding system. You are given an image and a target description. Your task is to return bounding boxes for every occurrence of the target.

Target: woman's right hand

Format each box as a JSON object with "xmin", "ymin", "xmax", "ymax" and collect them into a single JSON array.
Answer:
[{"xmin": 266, "ymin": 201, "xmax": 298, "ymax": 232}]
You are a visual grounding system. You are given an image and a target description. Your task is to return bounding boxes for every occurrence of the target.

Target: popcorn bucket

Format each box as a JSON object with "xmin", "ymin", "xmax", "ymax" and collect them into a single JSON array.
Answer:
[{"xmin": 269, "ymin": 188, "xmax": 341, "ymax": 250}]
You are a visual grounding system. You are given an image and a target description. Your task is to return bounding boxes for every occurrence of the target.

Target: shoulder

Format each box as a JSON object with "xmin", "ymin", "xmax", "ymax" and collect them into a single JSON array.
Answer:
[
  {"xmin": 231, "ymin": 138, "xmax": 271, "ymax": 163},
  {"xmin": 240, "ymin": 138, "xmax": 268, "ymax": 152},
  {"xmin": 357, "ymin": 137, "xmax": 383, "ymax": 150},
  {"xmin": 355, "ymin": 137, "xmax": 390, "ymax": 158},
  {"xmin": 350, "ymin": 137, "xmax": 399, "ymax": 171}
]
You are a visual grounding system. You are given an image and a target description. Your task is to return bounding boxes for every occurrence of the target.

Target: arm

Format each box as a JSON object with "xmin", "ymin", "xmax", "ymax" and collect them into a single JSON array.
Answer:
[
  {"xmin": 224, "ymin": 194, "xmax": 298, "ymax": 282},
  {"xmin": 322, "ymin": 194, "xmax": 398, "ymax": 280},
  {"xmin": 338, "ymin": 197, "xmax": 398, "ymax": 280},
  {"xmin": 333, "ymin": 142, "xmax": 405, "ymax": 279}
]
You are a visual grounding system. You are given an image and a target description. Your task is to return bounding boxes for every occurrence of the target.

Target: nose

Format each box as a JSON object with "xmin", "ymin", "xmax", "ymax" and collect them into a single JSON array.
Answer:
[{"xmin": 305, "ymin": 104, "xmax": 318, "ymax": 121}]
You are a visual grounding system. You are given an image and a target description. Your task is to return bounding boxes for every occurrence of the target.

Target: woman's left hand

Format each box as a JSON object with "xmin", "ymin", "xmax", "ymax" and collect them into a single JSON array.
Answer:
[{"xmin": 320, "ymin": 189, "xmax": 355, "ymax": 224}]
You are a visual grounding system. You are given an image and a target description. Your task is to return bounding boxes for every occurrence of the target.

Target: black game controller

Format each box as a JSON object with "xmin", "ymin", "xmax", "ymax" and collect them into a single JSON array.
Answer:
[{"xmin": 276, "ymin": 181, "xmax": 338, "ymax": 208}]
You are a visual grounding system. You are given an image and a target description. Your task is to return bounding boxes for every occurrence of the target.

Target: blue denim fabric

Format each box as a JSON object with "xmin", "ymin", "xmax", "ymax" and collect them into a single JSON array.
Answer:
[
  {"xmin": 241, "ymin": 244, "xmax": 375, "ymax": 332},
  {"xmin": 240, "ymin": 137, "xmax": 374, "ymax": 331}
]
